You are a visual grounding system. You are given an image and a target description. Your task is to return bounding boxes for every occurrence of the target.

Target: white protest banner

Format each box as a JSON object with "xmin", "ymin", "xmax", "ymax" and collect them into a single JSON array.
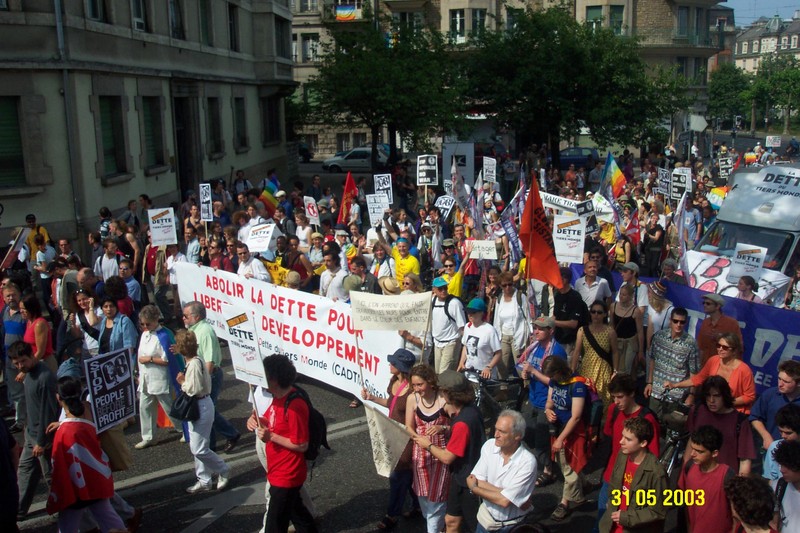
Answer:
[
  {"xmin": 470, "ymin": 240, "xmax": 498, "ymax": 260},
  {"xmin": 718, "ymin": 157, "xmax": 733, "ymax": 181},
  {"xmin": 366, "ymin": 194, "xmax": 390, "ymax": 228},
  {"xmin": 553, "ymin": 214, "xmax": 585, "ymax": 264},
  {"xmin": 374, "ymin": 173, "xmax": 393, "ymax": 204},
  {"xmin": 350, "ymin": 291, "xmax": 431, "ymax": 332},
  {"xmin": 246, "ymin": 223, "xmax": 282, "ymax": 253},
  {"xmin": 727, "ymin": 243, "xmax": 767, "ymax": 284},
  {"xmin": 175, "ymin": 264, "xmax": 393, "ymax": 404},
  {"xmin": 766, "ymin": 135, "xmax": 782, "ymax": 148},
  {"xmin": 540, "ymin": 192, "xmax": 578, "ymax": 212},
  {"xmin": 83, "ymin": 348, "xmax": 136, "ymax": 433},
  {"xmin": 671, "ymin": 167, "xmax": 693, "ymax": 202},
  {"xmin": 199, "ymin": 183, "xmax": 213, "ymax": 222},
  {"xmin": 434, "ymin": 195, "xmax": 456, "ymax": 221},
  {"xmin": 483, "ymin": 156, "xmax": 497, "ymax": 183},
  {"xmin": 443, "ymin": 143, "xmax": 475, "ymax": 187},
  {"xmin": 304, "ymin": 196, "xmax": 320, "ymax": 225},
  {"xmin": 417, "ymin": 154, "xmax": 438, "ymax": 186},
  {"xmin": 224, "ymin": 307, "xmax": 268, "ymax": 388},
  {"xmin": 148, "ymin": 208, "xmax": 178, "ymax": 246},
  {"xmin": 365, "ymin": 404, "xmax": 411, "ymax": 477},
  {"xmin": 684, "ymin": 250, "xmax": 789, "ymax": 302}
]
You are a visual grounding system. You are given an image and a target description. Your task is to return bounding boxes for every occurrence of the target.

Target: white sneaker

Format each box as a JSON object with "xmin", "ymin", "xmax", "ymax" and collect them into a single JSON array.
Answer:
[
  {"xmin": 134, "ymin": 440, "xmax": 153, "ymax": 450},
  {"xmin": 186, "ymin": 481, "xmax": 212, "ymax": 494},
  {"xmin": 180, "ymin": 436, "xmax": 187, "ymax": 443},
  {"xmin": 216, "ymin": 472, "xmax": 230, "ymax": 491}
]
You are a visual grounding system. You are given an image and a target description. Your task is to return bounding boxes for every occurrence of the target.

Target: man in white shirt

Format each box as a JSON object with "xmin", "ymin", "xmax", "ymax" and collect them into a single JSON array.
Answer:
[
  {"xmin": 93, "ymin": 238, "xmax": 120, "ymax": 281},
  {"xmin": 431, "ymin": 276, "xmax": 466, "ymax": 374},
  {"xmin": 185, "ymin": 226, "xmax": 201, "ymax": 264},
  {"xmin": 575, "ymin": 260, "xmax": 612, "ymax": 308},
  {"xmin": 236, "ymin": 242, "xmax": 272, "ymax": 282},
  {"xmin": 467, "ymin": 410, "xmax": 537, "ymax": 530},
  {"xmin": 319, "ymin": 251, "xmax": 348, "ymax": 302}
]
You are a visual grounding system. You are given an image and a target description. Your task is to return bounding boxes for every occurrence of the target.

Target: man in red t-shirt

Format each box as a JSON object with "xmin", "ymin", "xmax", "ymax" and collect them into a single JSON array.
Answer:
[
  {"xmin": 596, "ymin": 374, "xmax": 660, "ymax": 529},
  {"xmin": 247, "ymin": 354, "xmax": 317, "ymax": 533},
  {"xmin": 678, "ymin": 425, "xmax": 734, "ymax": 533}
]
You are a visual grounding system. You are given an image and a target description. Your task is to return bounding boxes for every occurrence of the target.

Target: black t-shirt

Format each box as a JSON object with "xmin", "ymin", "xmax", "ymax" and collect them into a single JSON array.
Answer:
[{"xmin": 553, "ymin": 288, "xmax": 587, "ymax": 345}]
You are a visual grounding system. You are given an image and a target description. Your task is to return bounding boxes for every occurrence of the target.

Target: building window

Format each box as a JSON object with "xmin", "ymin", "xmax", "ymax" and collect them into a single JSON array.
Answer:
[
  {"xmin": 0, "ymin": 97, "xmax": 26, "ymax": 188},
  {"xmin": 299, "ymin": 0, "xmax": 317, "ymax": 13},
  {"xmin": 753, "ymin": 57, "xmax": 758, "ymax": 70},
  {"xmin": 676, "ymin": 6, "xmax": 689, "ymax": 36},
  {"xmin": 752, "ymin": 40, "xmax": 758, "ymax": 53},
  {"xmin": 336, "ymin": 133, "xmax": 351, "ymax": 152},
  {"xmin": 169, "ymin": 0, "xmax": 185, "ymax": 40},
  {"xmin": 99, "ymin": 96, "xmax": 126, "ymax": 176},
  {"xmin": 781, "ymin": 37, "xmax": 788, "ymax": 50},
  {"xmin": 301, "ymin": 34, "xmax": 319, "ymax": 63},
  {"xmin": 352, "ymin": 132, "xmax": 367, "ymax": 149},
  {"xmin": 392, "ymin": 12, "xmax": 423, "ymax": 32},
  {"xmin": 0, "ymin": 0, "xmax": 8, "ymax": 10},
  {"xmin": 141, "ymin": 96, "xmax": 165, "ymax": 167},
  {"xmin": 586, "ymin": 6, "xmax": 602, "ymax": 31},
  {"xmin": 261, "ymin": 97, "xmax": 281, "ymax": 145},
  {"xmin": 131, "ymin": 0, "xmax": 147, "ymax": 31},
  {"xmin": 228, "ymin": 3, "xmax": 239, "ymax": 52},
  {"xmin": 199, "ymin": 0, "xmax": 212, "ymax": 46},
  {"xmin": 292, "ymin": 34, "xmax": 298, "ymax": 62},
  {"xmin": 792, "ymin": 35, "xmax": 798, "ymax": 49},
  {"xmin": 233, "ymin": 97, "xmax": 248, "ymax": 150},
  {"xmin": 742, "ymin": 41, "xmax": 748, "ymax": 54},
  {"xmin": 87, "ymin": 0, "xmax": 107, "ymax": 22},
  {"xmin": 676, "ymin": 57, "xmax": 688, "ymax": 78},
  {"xmin": 303, "ymin": 134, "xmax": 318, "ymax": 154},
  {"xmin": 276, "ymin": 17, "xmax": 291, "ymax": 59},
  {"xmin": 206, "ymin": 97, "xmax": 223, "ymax": 156},
  {"xmin": 506, "ymin": 8, "xmax": 522, "ymax": 33},
  {"xmin": 450, "ymin": 10, "xmax": 465, "ymax": 41},
  {"xmin": 471, "ymin": 9, "xmax": 486, "ymax": 36},
  {"xmin": 609, "ymin": 6, "xmax": 624, "ymax": 35}
]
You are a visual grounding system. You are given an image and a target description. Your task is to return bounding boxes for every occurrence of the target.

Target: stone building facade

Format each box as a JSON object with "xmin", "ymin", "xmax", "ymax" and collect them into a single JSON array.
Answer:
[{"xmin": 734, "ymin": 13, "xmax": 800, "ymax": 74}]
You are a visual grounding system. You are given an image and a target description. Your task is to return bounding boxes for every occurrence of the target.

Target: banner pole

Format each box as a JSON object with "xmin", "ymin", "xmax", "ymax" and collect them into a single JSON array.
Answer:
[
  {"xmin": 420, "ymin": 297, "xmax": 432, "ymax": 365},
  {"xmin": 355, "ymin": 335, "xmax": 365, "ymax": 388},
  {"xmin": 250, "ymin": 385, "xmax": 262, "ymax": 429}
]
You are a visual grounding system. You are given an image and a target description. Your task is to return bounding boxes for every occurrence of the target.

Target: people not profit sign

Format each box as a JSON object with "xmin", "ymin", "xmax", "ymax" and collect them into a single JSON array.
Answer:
[{"xmin": 83, "ymin": 348, "xmax": 136, "ymax": 433}]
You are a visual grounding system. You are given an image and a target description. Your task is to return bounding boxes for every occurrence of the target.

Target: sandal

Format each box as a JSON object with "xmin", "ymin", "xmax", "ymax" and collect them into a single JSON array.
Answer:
[
  {"xmin": 535, "ymin": 471, "xmax": 556, "ymax": 487},
  {"xmin": 550, "ymin": 503, "xmax": 571, "ymax": 521},
  {"xmin": 377, "ymin": 515, "xmax": 398, "ymax": 530},
  {"xmin": 349, "ymin": 399, "xmax": 363, "ymax": 408}
]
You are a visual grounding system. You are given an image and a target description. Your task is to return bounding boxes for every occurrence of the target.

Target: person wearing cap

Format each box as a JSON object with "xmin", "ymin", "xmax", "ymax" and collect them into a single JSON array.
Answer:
[
  {"xmin": 575, "ymin": 260, "xmax": 612, "ymax": 309},
  {"xmin": 615, "ymin": 262, "xmax": 648, "ymax": 315},
  {"xmin": 645, "ymin": 307, "xmax": 699, "ymax": 419},
  {"xmin": 457, "ymin": 298, "xmax": 501, "ymax": 380},
  {"xmin": 467, "ymin": 409, "xmax": 536, "ymax": 531},
  {"xmin": 553, "ymin": 267, "xmax": 588, "ymax": 355},
  {"xmin": 519, "ymin": 315, "xmax": 568, "ymax": 489},
  {"xmin": 342, "ymin": 274, "xmax": 363, "ymax": 303},
  {"xmin": 376, "ymin": 211, "xmax": 420, "ymax": 285},
  {"xmin": 492, "ymin": 271, "xmax": 531, "ymax": 379},
  {"xmin": 660, "ymin": 258, "xmax": 686, "ymax": 285},
  {"xmin": 361, "ymin": 349, "xmax": 418, "ymax": 530},
  {"xmin": 431, "ymin": 277, "xmax": 466, "ymax": 373},
  {"xmin": 319, "ymin": 249, "xmax": 348, "ymax": 302},
  {"xmin": 697, "ymin": 293, "xmax": 743, "ymax": 366}
]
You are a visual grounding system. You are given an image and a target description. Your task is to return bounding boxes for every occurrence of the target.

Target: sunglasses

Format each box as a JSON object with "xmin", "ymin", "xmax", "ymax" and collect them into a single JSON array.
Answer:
[
  {"xmin": 716, "ymin": 344, "xmax": 732, "ymax": 351},
  {"xmin": 672, "ymin": 319, "xmax": 687, "ymax": 324},
  {"xmin": 501, "ymin": 283, "xmax": 513, "ymax": 287},
  {"xmin": 444, "ymin": 264, "xmax": 455, "ymax": 268},
  {"xmin": 590, "ymin": 310, "xmax": 605, "ymax": 315}
]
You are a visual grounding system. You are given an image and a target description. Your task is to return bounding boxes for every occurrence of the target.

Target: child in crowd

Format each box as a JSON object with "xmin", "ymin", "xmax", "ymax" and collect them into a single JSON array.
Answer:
[
  {"xmin": 724, "ymin": 476, "xmax": 778, "ymax": 533},
  {"xmin": 771, "ymin": 440, "xmax": 800, "ymax": 532}
]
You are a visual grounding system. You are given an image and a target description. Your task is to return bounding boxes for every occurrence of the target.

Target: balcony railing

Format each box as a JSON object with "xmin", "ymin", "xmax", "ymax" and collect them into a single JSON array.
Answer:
[{"xmin": 632, "ymin": 28, "xmax": 715, "ymax": 48}]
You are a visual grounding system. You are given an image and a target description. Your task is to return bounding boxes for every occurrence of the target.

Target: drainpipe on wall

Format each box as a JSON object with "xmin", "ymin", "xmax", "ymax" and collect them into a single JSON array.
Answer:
[{"xmin": 53, "ymin": 0, "xmax": 84, "ymax": 241}]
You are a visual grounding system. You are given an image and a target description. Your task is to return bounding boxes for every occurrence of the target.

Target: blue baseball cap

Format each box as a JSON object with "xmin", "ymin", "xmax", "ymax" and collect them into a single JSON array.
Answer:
[
  {"xmin": 466, "ymin": 298, "xmax": 487, "ymax": 313},
  {"xmin": 432, "ymin": 277, "xmax": 448, "ymax": 288}
]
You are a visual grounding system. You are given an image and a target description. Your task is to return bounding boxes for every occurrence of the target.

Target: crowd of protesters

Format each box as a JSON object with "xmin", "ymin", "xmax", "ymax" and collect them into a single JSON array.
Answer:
[{"xmin": 1, "ymin": 141, "xmax": 799, "ymax": 533}]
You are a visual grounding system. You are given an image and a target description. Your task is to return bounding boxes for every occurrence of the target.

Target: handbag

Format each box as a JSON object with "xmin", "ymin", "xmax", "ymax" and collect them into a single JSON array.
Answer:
[{"xmin": 171, "ymin": 392, "xmax": 199, "ymax": 422}]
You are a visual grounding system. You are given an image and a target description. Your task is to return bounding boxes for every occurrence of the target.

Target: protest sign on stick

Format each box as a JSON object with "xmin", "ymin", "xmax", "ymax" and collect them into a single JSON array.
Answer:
[
  {"xmin": 483, "ymin": 157, "xmax": 497, "ymax": 183},
  {"xmin": 727, "ymin": 243, "xmax": 767, "ymax": 284},
  {"xmin": 304, "ymin": 196, "xmax": 320, "ymax": 225},
  {"xmin": 434, "ymin": 195, "xmax": 456, "ymax": 221},
  {"xmin": 366, "ymin": 194, "xmax": 391, "ymax": 228},
  {"xmin": 83, "ymin": 349, "xmax": 136, "ymax": 433},
  {"xmin": 350, "ymin": 291, "xmax": 431, "ymax": 332},
  {"xmin": 199, "ymin": 183, "xmax": 213, "ymax": 222},
  {"xmin": 224, "ymin": 309, "xmax": 269, "ymax": 388},
  {"xmin": 470, "ymin": 240, "xmax": 498, "ymax": 260},
  {"xmin": 417, "ymin": 155, "xmax": 438, "ymax": 186},
  {"xmin": 374, "ymin": 173, "xmax": 393, "ymax": 204},
  {"xmin": 148, "ymin": 208, "xmax": 178, "ymax": 246},
  {"xmin": 364, "ymin": 404, "xmax": 411, "ymax": 477},
  {"xmin": 553, "ymin": 214, "xmax": 585, "ymax": 264},
  {"xmin": 246, "ymin": 223, "xmax": 282, "ymax": 253}
]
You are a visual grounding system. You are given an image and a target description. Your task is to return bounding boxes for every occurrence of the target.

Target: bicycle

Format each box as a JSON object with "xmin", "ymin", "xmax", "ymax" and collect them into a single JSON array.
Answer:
[
  {"xmin": 463, "ymin": 369, "xmax": 526, "ymax": 434},
  {"xmin": 657, "ymin": 395, "xmax": 691, "ymax": 481}
]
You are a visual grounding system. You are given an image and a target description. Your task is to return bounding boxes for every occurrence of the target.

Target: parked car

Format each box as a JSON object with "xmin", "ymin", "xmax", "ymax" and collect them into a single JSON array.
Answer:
[
  {"xmin": 548, "ymin": 147, "xmax": 601, "ymax": 171},
  {"xmin": 322, "ymin": 147, "xmax": 388, "ymax": 173}
]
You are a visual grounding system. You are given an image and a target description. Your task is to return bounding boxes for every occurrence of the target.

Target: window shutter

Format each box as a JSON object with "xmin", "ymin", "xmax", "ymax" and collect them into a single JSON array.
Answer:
[{"xmin": 0, "ymin": 97, "xmax": 26, "ymax": 188}]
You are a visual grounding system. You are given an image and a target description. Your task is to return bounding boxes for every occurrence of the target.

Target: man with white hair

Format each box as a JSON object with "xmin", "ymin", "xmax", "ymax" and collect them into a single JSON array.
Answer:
[{"xmin": 467, "ymin": 410, "xmax": 537, "ymax": 532}]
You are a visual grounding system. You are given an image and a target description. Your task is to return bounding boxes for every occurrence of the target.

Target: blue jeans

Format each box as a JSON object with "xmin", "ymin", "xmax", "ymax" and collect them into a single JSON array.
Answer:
[
  {"xmin": 209, "ymin": 367, "xmax": 240, "ymax": 449},
  {"xmin": 592, "ymin": 481, "xmax": 610, "ymax": 533},
  {"xmin": 387, "ymin": 468, "xmax": 417, "ymax": 517}
]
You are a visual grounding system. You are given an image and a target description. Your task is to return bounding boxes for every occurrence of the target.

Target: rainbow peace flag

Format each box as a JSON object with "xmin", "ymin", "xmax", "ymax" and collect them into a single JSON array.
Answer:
[
  {"xmin": 335, "ymin": 5, "xmax": 356, "ymax": 21},
  {"xmin": 600, "ymin": 152, "xmax": 626, "ymax": 199},
  {"xmin": 259, "ymin": 175, "xmax": 280, "ymax": 218}
]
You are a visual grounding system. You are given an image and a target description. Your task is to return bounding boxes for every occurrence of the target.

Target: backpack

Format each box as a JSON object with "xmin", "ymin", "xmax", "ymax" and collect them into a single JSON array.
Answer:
[
  {"xmin": 566, "ymin": 376, "xmax": 603, "ymax": 442},
  {"xmin": 432, "ymin": 294, "xmax": 464, "ymax": 325},
  {"xmin": 283, "ymin": 385, "xmax": 330, "ymax": 462}
]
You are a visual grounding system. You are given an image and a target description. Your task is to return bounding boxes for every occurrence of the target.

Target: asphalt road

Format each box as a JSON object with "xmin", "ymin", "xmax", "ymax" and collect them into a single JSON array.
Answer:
[{"xmin": 8, "ymin": 343, "xmax": 687, "ymax": 533}]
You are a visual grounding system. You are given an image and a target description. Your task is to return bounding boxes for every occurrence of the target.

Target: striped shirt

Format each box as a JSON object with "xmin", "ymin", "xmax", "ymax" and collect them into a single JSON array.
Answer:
[{"xmin": 412, "ymin": 405, "xmax": 451, "ymax": 502}]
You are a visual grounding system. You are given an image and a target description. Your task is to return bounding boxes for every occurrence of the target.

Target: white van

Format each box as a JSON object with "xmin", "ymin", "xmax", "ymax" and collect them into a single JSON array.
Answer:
[{"xmin": 697, "ymin": 163, "xmax": 800, "ymax": 276}]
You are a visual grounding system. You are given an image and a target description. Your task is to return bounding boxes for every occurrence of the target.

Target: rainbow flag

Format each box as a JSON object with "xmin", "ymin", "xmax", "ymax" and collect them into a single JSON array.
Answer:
[
  {"xmin": 335, "ymin": 5, "xmax": 356, "ymax": 21},
  {"xmin": 600, "ymin": 152, "xmax": 626, "ymax": 199},
  {"xmin": 258, "ymin": 175, "xmax": 280, "ymax": 218}
]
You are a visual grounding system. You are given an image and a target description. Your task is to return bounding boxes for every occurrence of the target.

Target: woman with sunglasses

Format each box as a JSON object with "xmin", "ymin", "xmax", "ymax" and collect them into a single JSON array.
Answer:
[
  {"xmin": 664, "ymin": 332, "xmax": 755, "ymax": 414},
  {"xmin": 492, "ymin": 271, "xmax": 530, "ymax": 379},
  {"xmin": 68, "ymin": 289, "xmax": 102, "ymax": 356},
  {"xmin": 570, "ymin": 300, "xmax": 619, "ymax": 406},
  {"xmin": 403, "ymin": 273, "xmax": 423, "ymax": 294},
  {"xmin": 438, "ymin": 242, "xmax": 473, "ymax": 300}
]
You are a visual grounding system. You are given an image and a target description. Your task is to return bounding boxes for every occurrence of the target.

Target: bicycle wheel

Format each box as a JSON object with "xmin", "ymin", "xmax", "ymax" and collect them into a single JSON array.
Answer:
[{"xmin": 659, "ymin": 440, "xmax": 677, "ymax": 475}]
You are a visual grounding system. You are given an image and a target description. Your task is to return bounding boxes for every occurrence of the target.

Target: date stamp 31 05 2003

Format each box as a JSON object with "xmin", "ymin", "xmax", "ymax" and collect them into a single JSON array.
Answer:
[{"xmin": 610, "ymin": 489, "xmax": 705, "ymax": 508}]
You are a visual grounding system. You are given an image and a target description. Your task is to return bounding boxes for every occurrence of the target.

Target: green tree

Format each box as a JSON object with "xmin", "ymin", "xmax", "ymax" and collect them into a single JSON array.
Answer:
[
  {"xmin": 466, "ymin": 6, "xmax": 688, "ymax": 157},
  {"xmin": 707, "ymin": 63, "xmax": 751, "ymax": 124}
]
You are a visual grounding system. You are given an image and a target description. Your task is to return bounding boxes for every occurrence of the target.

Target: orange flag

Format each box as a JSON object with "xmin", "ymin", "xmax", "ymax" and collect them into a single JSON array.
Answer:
[
  {"xmin": 518, "ymin": 178, "xmax": 564, "ymax": 289},
  {"xmin": 338, "ymin": 171, "xmax": 357, "ymax": 226}
]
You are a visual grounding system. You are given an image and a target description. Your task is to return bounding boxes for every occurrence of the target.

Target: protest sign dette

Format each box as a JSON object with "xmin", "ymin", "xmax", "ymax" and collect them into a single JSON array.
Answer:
[
  {"xmin": 434, "ymin": 195, "xmax": 456, "ymax": 221},
  {"xmin": 1, "ymin": 227, "xmax": 30, "ymax": 269},
  {"xmin": 483, "ymin": 156, "xmax": 497, "ymax": 183},
  {"xmin": 366, "ymin": 194, "xmax": 390, "ymax": 228},
  {"xmin": 224, "ymin": 307, "xmax": 268, "ymax": 388},
  {"xmin": 727, "ymin": 243, "xmax": 767, "ymax": 284},
  {"xmin": 470, "ymin": 239, "xmax": 499, "ymax": 260},
  {"xmin": 246, "ymin": 223, "xmax": 282, "ymax": 253},
  {"xmin": 175, "ymin": 264, "xmax": 394, "ymax": 404},
  {"xmin": 350, "ymin": 291, "xmax": 431, "ymax": 331},
  {"xmin": 83, "ymin": 349, "xmax": 136, "ymax": 433},
  {"xmin": 304, "ymin": 196, "xmax": 320, "ymax": 225},
  {"xmin": 364, "ymin": 404, "xmax": 411, "ymax": 477},
  {"xmin": 148, "ymin": 208, "xmax": 178, "ymax": 246},
  {"xmin": 374, "ymin": 173, "xmax": 393, "ymax": 204},
  {"xmin": 553, "ymin": 214, "xmax": 585, "ymax": 264},
  {"xmin": 199, "ymin": 183, "xmax": 213, "ymax": 222},
  {"xmin": 417, "ymin": 154, "xmax": 438, "ymax": 186},
  {"xmin": 671, "ymin": 167, "xmax": 693, "ymax": 201}
]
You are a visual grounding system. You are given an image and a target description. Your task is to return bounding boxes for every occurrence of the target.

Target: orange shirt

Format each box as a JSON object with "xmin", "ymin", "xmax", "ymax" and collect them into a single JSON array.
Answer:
[
  {"xmin": 697, "ymin": 315, "xmax": 742, "ymax": 365},
  {"xmin": 691, "ymin": 355, "xmax": 755, "ymax": 414}
]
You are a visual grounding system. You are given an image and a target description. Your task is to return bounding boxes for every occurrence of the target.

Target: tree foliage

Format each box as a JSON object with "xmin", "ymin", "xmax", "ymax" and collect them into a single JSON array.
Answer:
[
  {"xmin": 466, "ymin": 7, "xmax": 687, "ymax": 150},
  {"xmin": 707, "ymin": 63, "xmax": 751, "ymax": 120}
]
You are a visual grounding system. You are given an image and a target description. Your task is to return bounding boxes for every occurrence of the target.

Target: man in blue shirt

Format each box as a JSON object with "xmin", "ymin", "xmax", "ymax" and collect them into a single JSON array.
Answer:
[
  {"xmin": 519, "ymin": 315, "xmax": 567, "ymax": 487},
  {"xmin": 751, "ymin": 360, "xmax": 800, "ymax": 452},
  {"xmin": 1, "ymin": 283, "xmax": 26, "ymax": 432}
]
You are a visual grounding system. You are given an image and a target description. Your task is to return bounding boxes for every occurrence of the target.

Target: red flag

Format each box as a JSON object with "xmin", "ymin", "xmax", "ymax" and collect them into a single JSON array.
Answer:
[
  {"xmin": 625, "ymin": 215, "xmax": 641, "ymax": 246},
  {"xmin": 733, "ymin": 151, "xmax": 743, "ymax": 170},
  {"xmin": 518, "ymin": 179, "xmax": 563, "ymax": 289},
  {"xmin": 338, "ymin": 171, "xmax": 357, "ymax": 226}
]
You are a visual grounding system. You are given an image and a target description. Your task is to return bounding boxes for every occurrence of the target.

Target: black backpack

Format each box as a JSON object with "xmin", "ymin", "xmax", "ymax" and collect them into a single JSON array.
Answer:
[
  {"xmin": 284, "ymin": 385, "xmax": 330, "ymax": 462},
  {"xmin": 432, "ymin": 294, "xmax": 464, "ymax": 324}
]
